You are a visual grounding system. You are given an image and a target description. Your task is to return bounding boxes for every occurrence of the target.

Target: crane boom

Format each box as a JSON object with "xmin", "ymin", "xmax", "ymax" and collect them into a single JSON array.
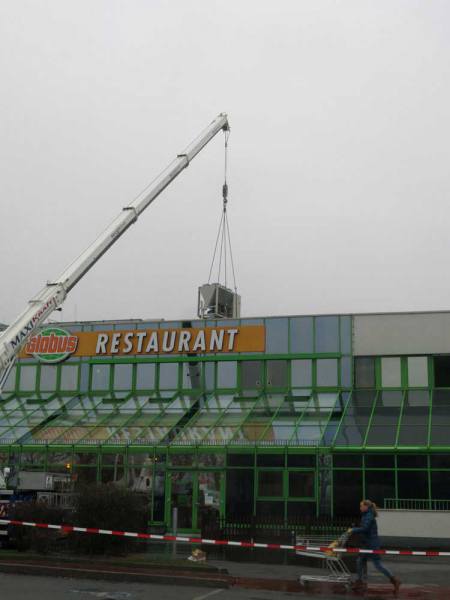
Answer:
[{"xmin": 0, "ymin": 113, "xmax": 229, "ymax": 390}]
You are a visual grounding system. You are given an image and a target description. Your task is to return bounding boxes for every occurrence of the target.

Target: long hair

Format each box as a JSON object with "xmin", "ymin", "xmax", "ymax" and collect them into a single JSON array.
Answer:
[{"xmin": 361, "ymin": 499, "xmax": 378, "ymax": 517}]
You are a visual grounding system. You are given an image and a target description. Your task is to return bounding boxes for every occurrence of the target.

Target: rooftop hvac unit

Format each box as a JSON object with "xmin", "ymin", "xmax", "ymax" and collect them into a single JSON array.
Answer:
[{"xmin": 198, "ymin": 283, "xmax": 241, "ymax": 319}]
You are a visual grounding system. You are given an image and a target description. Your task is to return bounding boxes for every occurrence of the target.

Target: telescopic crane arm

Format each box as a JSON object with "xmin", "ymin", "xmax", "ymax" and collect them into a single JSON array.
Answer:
[{"xmin": 0, "ymin": 113, "xmax": 230, "ymax": 391}]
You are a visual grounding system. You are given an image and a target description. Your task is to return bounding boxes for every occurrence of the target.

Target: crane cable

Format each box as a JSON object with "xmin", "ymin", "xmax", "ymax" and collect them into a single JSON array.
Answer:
[{"xmin": 207, "ymin": 130, "xmax": 238, "ymax": 293}]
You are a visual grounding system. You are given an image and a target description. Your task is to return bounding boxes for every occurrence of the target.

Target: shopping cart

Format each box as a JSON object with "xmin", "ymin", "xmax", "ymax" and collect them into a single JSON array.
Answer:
[{"xmin": 296, "ymin": 532, "xmax": 352, "ymax": 589}]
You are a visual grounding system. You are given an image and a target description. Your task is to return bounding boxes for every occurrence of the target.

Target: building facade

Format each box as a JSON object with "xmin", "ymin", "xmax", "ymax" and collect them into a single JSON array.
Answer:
[{"xmin": 1, "ymin": 311, "xmax": 449, "ymax": 531}]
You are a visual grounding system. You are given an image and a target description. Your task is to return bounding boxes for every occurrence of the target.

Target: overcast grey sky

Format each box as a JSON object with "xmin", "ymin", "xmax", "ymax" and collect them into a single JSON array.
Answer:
[{"xmin": 1, "ymin": 0, "xmax": 450, "ymax": 324}]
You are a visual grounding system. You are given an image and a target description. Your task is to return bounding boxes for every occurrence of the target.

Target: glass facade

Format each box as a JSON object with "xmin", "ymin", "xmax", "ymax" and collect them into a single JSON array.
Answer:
[{"xmin": 1, "ymin": 313, "xmax": 449, "ymax": 528}]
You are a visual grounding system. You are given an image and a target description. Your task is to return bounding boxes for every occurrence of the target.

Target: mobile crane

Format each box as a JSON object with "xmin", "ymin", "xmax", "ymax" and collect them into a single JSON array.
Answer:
[{"xmin": 0, "ymin": 113, "xmax": 230, "ymax": 392}]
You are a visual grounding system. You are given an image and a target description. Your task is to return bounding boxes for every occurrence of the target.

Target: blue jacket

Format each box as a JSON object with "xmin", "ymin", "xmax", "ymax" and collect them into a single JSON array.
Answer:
[{"xmin": 352, "ymin": 508, "xmax": 380, "ymax": 549}]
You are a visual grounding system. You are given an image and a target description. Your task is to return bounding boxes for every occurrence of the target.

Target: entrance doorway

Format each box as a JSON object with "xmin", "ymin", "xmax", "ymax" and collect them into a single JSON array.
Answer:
[{"xmin": 169, "ymin": 471, "xmax": 222, "ymax": 532}]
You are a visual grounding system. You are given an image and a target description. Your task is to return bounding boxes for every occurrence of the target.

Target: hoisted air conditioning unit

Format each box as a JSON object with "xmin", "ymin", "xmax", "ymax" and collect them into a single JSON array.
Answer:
[{"xmin": 198, "ymin": 283, "xmax": 241, "ymax": 319}]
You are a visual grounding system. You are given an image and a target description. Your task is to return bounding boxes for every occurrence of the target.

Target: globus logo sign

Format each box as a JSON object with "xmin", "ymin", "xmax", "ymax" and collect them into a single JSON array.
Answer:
[{"xmin": 24, "ymin": 327, "xmax": 79, "ymax": 364}]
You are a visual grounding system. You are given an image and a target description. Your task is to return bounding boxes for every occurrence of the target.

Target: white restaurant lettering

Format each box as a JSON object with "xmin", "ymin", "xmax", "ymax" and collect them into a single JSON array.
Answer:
[{"xmin": 95, "ymin": 328, "xmax": 239, "ymax": 355}]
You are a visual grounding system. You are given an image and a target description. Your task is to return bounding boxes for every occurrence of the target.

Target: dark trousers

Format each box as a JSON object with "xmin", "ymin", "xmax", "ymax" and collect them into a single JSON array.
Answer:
[{"xmin": 357, "ymin": 554, "xmax": 393, "ymax": 581}]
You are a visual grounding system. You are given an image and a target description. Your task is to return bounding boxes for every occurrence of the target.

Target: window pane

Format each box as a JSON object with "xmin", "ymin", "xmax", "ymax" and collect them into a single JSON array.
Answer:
[
  {"xmin": 257, "ymin": 454, "xmax": 284, "ymax": 467},
  {"xmin": 431, "ymin": 390, "xmax": 450, "ymax": 445},
  {"xmin": 227, "ymin": 453, "xmax": 253, "ymax": 467},
  {"xmin": 217, "ymin": 362, "xmax": 237, "ymax": 388},
  {"xmin": 316, "ymin": 359, "xmax": 338, "ymax": 387},
  {"xmin": 113, "ymin": 364, "xmax": 133, "ymax": 391},
  {"xmin": 365, "ymin": 470, "xmax": 395, "ymax": 507},
  {"xmin": 204, "ymin": 362, "xmax": 215, "ymax": 390},
  {"xmin": 20, "ymin": 365, "xmax": 37, "ymax": 391},
  {"xmin": 398, "ymin": 390, "xmax": 429, "ymax": 446},
  {"xmin": 398, "ymin": 470, "xmax": 429, "ymax": 499},
  {"xmin": 241, "ymin": 361, "xmax": 262, "ymax": 389},
  {"xmin": 256, "ymin": 500, "xmax": 284, "ymax": 520},
  {"xmin": 341, "ymin": 357, "xmax": 351, "ymax": 387},
  {"xmin": 135, "ymin": 363, "xmax": 156, "ymax": 390},
  {"xmin": 159, "ymin": 363, "xmax": 178, "ymax": 389},
  {"xmin": 39, "ymin": 365, "xmax": 57, "ymax": 391},
  {"xmin": 333, "ymin": 391, "xmax": 376, "ymax": 447},
  {"xmin": 91, "ymin": 364, "xmax": 110, "ymax": 390},
  {"xmin": 366, "ymin": 391, "xmax": 402, "ymax": 446},
  {"xmin": 397, "ymin": 455, "xmax": 427, "ymax": 468},
  {"xmin": 408, "ymin": 357, "xmax": 428, "ymax": 387},
  {"xmin": 381, "ymin": 357, "xmax": 401, "ymax": 387},
  {"xmin": 289, "ymin": 472, "xmax": 314, "ymax": 497},
  {"xmin": 265, "ymin": 318, "xmax": 288, "ymax": 353},
  {"xmin": 287, "ymin": 501, "xmax": 315, "ymax": 520},
  {"xmin": 333, "ymin": 470, "xmax": 362, "ymax": 516},
  {"xmin": 287, "ymin": 454, "xmax": 316, "ymax": 468},
  {"xmin": 60, "ymin": 365, "xmax": 78, "ymax": 390},
  {"xmin": 226, "ymin": 470, "xmax": 254, "ymax": 520},
  {"xmin": 430, "ymin": 455, "xmax": 450, "ymax": 469},
  {"xmin": 3, "ymin": 366, "xmax": 16, "ymax": 392},
  {"xmin": 364, "ymin": 454, "xmax": 394, "ymax": 468},
  {"xmin": 354, "ymin": 358, "xmax": 375, "ymax": 388},
  {"xmin": 315, "ymin": 316, "xmax": 339, "ymax": 353},
  {"xmin": 290, "ymin": 317, "xmax": 313, "ymax": 353},
  {"xmin": 433, "ymin": 356, "xmax": 450, "ymax": 387},
  {"xmin": 431, "ymin": 472, "xmax": 450, "ymax": 500},
  {"xmin": 333, "ymin": 454, "xmax": 362, "ymax": 468},
  {"xmin": 266, "ymin": 360, "xmax": 288, "ymax": 388},
  {"xmin": 258, "ymin": 471, "xmax": 283, "ymax": 496},
  {"xmin": 340, "ymin": 316, "xmax": 352, "ymax": 354},
  {"xmin": 291, "ymin": 360, "xmax": 312, "ymax": 387}
]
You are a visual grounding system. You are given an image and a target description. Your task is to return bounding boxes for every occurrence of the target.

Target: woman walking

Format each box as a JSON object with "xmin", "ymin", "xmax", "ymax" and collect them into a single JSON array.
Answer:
[{"xmin": 349, "ymin": 500, "xmax": 401, "ymax": 595}]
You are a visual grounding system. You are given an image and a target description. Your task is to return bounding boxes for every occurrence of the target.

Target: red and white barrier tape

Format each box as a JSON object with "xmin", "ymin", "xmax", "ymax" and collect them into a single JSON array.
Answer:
[{"xmin": 1, "ymin": 519, "xmax": 449, "ymax": 557}]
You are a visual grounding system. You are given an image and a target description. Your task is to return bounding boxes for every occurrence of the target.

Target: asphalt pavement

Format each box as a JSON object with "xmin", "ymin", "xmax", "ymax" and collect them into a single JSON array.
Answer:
[{"xmin": 0, "ymin": 573, "xmax": 318, "ymax": 600}]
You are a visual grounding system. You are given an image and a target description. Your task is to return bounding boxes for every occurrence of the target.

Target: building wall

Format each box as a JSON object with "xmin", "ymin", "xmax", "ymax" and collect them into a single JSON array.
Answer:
[{"xmin": 354, "ymin": 312, "xmax": 450, "ymax": 356}]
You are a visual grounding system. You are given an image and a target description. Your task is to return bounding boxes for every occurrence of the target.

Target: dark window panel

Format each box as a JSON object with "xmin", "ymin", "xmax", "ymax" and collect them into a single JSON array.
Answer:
[
  {"xmin": 434, "ymin": 356, "xmax": 450, "ymax": 387},
  {"xmin": 397, "ymin": 455, "xmax": 428, "ymax": 468},
  {"xmin": 256, "ymin": 500, "xmax": 284, "ymax": 521},
  {"xmin": 266, "ymin": 360, "xmax": 288, "ymax": 388},
  {"xmin": 287, "ymin": 454, "xmax": 316, "ymax": 468},
  {"xmin": 226, "ymin": 470, "xmax": 254, "ymax": 520},
  {"xmin": 227, "ymin": 453, "xmax": 254, "ymax": 467},
  {"xmin": 333, "ymin": 454, "xmax": 362, "ymax": 468},
  {"xmin": 257, "ymin": 454, "xmax": 284, "ymax": 467},
  {"xmin": 258, "ymin": 471, "xmax": 283, "ymax": 497},
  {"xmin": 265, "ymin": 318, "xmax": 289, "ymax": 353},
  {"xmin": 430, "ymin": 455, "xmax": 450, "ymax": 469},
  {"xmin": 287, "ymin": 501, "xmax": 316, "ymax": 520},
  {"xmin": 397, "ymin": 471, "xmax": 429, "ymax": 499},
  {"xmin": 333, "ymin": 470, "xmax": 363, "ymax": 517},
  {"xmin": 289, "ymin": 471, "xmax": 315, "ymax": 498},
  {"xmin": 153, "ymin": 472, "xmax": 165, "ymax": 521},
  {"xmin": 365, "ymin": 455, "xmax": 395, "ymax": 468},
  {"xmin": 431, "ymin": 472, "xmax": 450, "ymax": 500},
  {"xmin": 241, "ymin": 361, "xmax": 262, "ymax": 389},
  {"xmin": 365, "ymin": 470, "xmax": 395, "ymax": 507}
]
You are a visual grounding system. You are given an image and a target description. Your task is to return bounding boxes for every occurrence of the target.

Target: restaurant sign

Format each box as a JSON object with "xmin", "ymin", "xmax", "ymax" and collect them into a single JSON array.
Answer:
[{"xmin": 21, "ymin": 326, "xmax": 265, "ymax": 363}]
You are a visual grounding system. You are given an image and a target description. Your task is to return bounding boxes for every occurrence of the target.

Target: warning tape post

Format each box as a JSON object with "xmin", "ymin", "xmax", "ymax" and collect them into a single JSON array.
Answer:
[{"xmin": 1, "ymin": 519, "xmax": 449, "ymax": 557}]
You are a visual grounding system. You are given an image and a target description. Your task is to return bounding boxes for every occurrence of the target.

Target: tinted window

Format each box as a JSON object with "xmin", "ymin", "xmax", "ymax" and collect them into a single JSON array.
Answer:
[
  {"xmin": 290, "ymin": 317, "xmax": 313, "ymax": 353},
  {"xmin": 333, "ymin": 454, "xmax": 362, "ymax": 468},
  {"xmin": 91, "ymin": 364, "xmax": 110, "ymax": 390},
  {"xmin": 365, "ymin": 470, "xmax": 395, "ymax": 507},
  {"xmin": 354, "ymin": 358, "xmax": 375, "ymax": 388},
  {"xmin": 266, "ymin": 360, "xmax": 288, "ymax": 388},
  {"xmin": 315, "ymin": 316, "xmax": 339, "ymax": 353},
  {"xmin": 226, "ymin": 470, "xmax": 254, "ymax": 519},
  {"xmin": 265, "ymin": 318, "xmax": 288, "ymax": 353},
  {"xmin": 20, "ymin": 365, "xmax": 37, "ymax": 391},
  {"xmin": 60, "ymin": 365, "xmax": 78, "ymax": 390},
  {"xmin": 365, "ymin": 454, "xmax": 394, "ymax": 468},
  {"xmin": 39, "ymin": 365, "xmax": 57, "ymax": 391},
  {"xmin": 217, "ymin": 361, "xmax": 237, "ymax": 388},
  {"xmin": 136, "ymin": 363, "xmax": 156, "ymax": 390},
  {"xmin": 316, "ymin": 359, "xmax": 338, "ymax": 387},
  {"xmin": 113, "ymin": 364, "xmax": 133, "ymax": 391},
  {"xmin": 398, "ymin": 471, "xmax": 429, "ymax": 499},
  {"xmin": 434, "ymin": 356, "xmax": 450, "ymax": 387},
  {"xmin": 291, "ymin": 360, "xmax": 312, "ymax": 387},
  {"xmin": 333, "ymin": 470, "xmax": 362, "ymax": 516},
  {"xmin": 241, "ymin": 361, "xmax": 262, "ymax": 389},
  {"xmin": 287, "ymin": 454, "xmax": 316, "ymax": 468},
  {"xmin": 227, "ymin": 453, "xmax": 253, "ymax": 467},
  {"xmin": 408, "ymin": 357, "xmax": 428, "ymax": 387}
]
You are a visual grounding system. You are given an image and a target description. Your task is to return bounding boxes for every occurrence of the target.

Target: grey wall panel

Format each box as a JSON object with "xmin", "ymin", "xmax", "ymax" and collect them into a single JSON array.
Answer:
[{"xmin": 354, "ymin": 313, "xmax": 450, "ymax": 356}]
